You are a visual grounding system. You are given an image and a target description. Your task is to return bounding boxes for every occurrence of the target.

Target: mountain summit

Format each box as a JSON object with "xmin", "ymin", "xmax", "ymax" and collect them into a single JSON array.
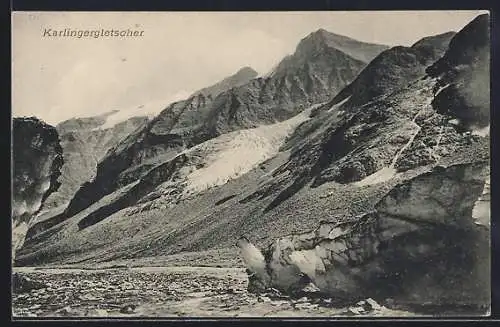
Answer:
[
  {"xmin": 270, "ymin": 29, "xmax": 389, "ymax": 79},
  {"xmin": 295, "ymin": 29, "xmax": 390, "ymax": 63},
  {"xmin": 192, "ymin": 66, "xmax": 258, "ymax": 99}
]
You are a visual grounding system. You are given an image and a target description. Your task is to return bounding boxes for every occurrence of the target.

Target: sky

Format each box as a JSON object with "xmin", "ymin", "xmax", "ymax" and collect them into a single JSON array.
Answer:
[{"xmin": 12, "ymin": 11, "xmax": 487, "ymax": 125}]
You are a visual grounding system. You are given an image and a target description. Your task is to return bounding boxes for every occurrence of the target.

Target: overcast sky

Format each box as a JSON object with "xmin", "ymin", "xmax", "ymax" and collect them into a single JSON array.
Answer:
[{"xmin": 12, "ymin": 11, "xmax": 487, "ymax": 125}]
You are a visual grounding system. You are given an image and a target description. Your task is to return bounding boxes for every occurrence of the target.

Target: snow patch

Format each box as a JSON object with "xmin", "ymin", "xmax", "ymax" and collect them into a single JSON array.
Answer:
[
  {"xmin": 354, "ymin": 110, "xmax": 423, "ymax": 187},
  {"xmin": 328, "ymin": 95, "xmax": 351, "ymax": 112},
  {"xmin": 430, "ymin": 126, "xmax": 445, "ymax": 161},
  {"xmin": 435, "ymin": 126, "xmax": 444, "ymax": 148},
  {"xmin": 95, "ymin": 101, "xmax": 163, "ymax": 130},
  {"xmin": 472, "ymin": 124, "xmax": 490, "ymax": 137},
  {"xmin": 354, "ymin": 167, "xmax": 399, "ymax": 187},
  {"xmin": 472, "ymin": 177, "xmax": 490, "ymax": 227},
  {"xmin": 94, "ymin": 93, "xmax": 192, "ymax": 131},
  {"xmin": 434, "ymin": 83, "xmax": 451, "ymax": 97}
]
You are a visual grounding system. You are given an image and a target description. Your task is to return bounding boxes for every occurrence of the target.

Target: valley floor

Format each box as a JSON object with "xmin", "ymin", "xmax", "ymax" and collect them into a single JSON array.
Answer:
[{"xmin": 12, "ymin": 265, "xmax": 417, "ymax": 318}]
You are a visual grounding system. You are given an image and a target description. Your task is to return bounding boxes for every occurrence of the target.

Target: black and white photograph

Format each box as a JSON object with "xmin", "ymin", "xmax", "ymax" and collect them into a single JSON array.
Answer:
[{"xmin": 11, "ymin": 10, "xmax": 491, "ymax": 318}]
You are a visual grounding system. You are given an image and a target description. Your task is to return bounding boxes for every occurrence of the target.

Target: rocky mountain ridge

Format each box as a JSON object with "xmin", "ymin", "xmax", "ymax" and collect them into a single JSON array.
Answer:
[
  {"xmin": 327, "ymin": 31, "xmax": 456, "ymax": 109},
  {"xmin": 193, "ymin": 66, "xmax": 259, "ymax": 99},
  {"xmin": 14, "ymin": 15, "xmax": 491, "ymax": 315},
  {"xmin": 39, "ymin": 66, "xmax": 261, "ymax": 214},
  {"xmin": 61, "ymin": 29, "xmax": 389, "ymax": 219}
]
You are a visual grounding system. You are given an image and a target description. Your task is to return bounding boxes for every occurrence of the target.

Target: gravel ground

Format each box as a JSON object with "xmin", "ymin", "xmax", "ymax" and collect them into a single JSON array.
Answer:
[{"xmin": 12, "ymin": 266, "xmax": 416, "ymax": 318}]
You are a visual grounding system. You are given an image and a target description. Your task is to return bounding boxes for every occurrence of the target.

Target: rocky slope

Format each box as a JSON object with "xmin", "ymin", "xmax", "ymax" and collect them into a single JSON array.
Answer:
[
  {"xmin": 61, "ymin": 30, "xmax": 389, "ymax": 218},
  {"xmin": 12, "ymin": 117, "xmax": 64, "ymax": 257},
  {"xmin": 15, "ymin": 13, "xmax": 490, "ymax": 315}
]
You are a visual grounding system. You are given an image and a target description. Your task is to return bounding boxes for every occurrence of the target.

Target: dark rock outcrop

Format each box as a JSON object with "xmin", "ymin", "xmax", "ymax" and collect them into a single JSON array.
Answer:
[
  {"xmin": 12, "ymin": 117, "xmax": 64, "ymax": 257},
  {"xmin": 328, "ymin": 31, "xmax": 455, "ymax": 109},
  {"xmin": 426, "ymin": 14, "xmax": 490, "ymax": 129},
  {"xmin": 42, "ymin": 114, "xmax": 149, "ymax": 210}
]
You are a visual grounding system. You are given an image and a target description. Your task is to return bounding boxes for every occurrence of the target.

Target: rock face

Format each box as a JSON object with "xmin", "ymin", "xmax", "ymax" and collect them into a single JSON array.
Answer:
[
  {"xmin": 61, "ymin": 30, "xmax": 388, "ymax": 219},
  {"xmin": 426, "ymin": 14, "xmax": 490, "ymax": 130},
  {"xmin": 239, "ymin": 162, "xmax": 489, "ymax": 313},
  {"xmin": 42, "ymin": 113, "xmax": 149, "ymax": 210},
  {"xmin": 12, "ymin": 117, "xmax": 64, "ymax": 257}
]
